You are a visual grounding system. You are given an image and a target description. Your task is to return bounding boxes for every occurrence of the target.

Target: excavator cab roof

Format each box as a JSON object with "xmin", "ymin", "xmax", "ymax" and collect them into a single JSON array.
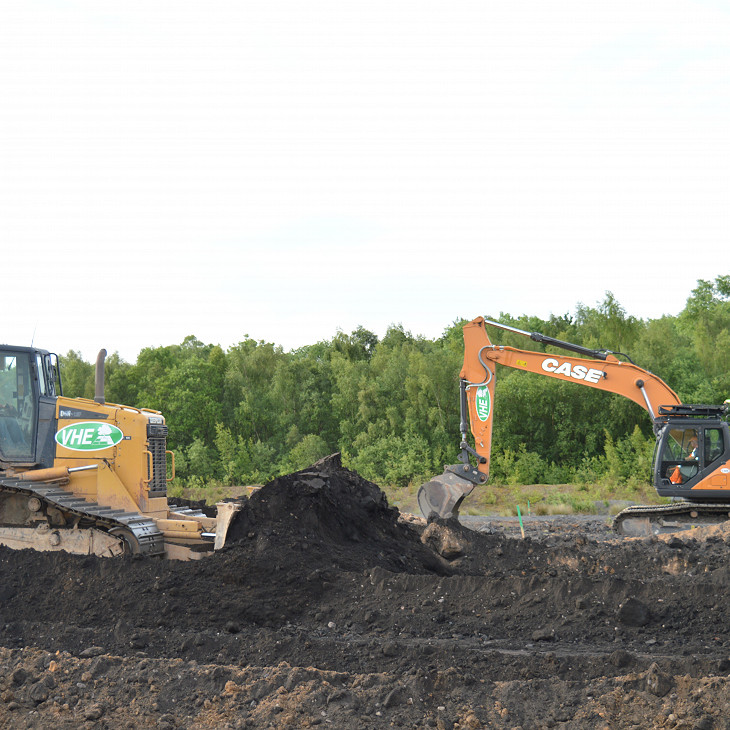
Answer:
[{"xmin": 657, "ymin": 404, "xmax": 728, "ymax": 420}]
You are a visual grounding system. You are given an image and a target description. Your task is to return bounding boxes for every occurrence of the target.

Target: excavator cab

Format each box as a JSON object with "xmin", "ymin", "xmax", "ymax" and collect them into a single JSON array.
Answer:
[{"xmin": 653, "ymin": 405, "xmax": 730, "ymax": 497}]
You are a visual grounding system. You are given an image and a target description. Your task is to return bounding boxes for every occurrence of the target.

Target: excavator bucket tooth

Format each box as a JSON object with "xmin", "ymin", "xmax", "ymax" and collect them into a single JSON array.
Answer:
[{"xmin": 417, "ymin": 471, "xmax": 476, "ymax": 520}]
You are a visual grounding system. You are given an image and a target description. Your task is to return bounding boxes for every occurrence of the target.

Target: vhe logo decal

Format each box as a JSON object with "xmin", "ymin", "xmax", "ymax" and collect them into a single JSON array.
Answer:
[
  {"xmin": 55, "ymin": 422, "xmax": 124, "ymax": 451},
  {"xmin": 475, "ymin": 385, "xmax": 491, "ymax": 422},
  {"xmin": 541, "ymin": 358, "xmax": 604, "ymax": 384}
]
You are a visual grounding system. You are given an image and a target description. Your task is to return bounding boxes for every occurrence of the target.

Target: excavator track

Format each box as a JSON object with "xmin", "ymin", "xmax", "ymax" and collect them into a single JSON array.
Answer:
[
  {"xmin": 0, "ymin": 477, "xmax": 165, "ymax": 556},
  {"xmin": 613, "ymin": 502, "xmax": 730, "ymax": 537}
]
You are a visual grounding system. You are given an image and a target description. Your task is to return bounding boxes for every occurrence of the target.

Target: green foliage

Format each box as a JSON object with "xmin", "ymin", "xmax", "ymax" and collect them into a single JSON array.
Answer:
[
  {"xmin": 213, "ymin": 424, "xmax": 277, "ymax": 485},
  {"xmin": 223, "ymin": 338, "xmax": 285, "ymax": 444},
  {"xmin": 575, "ymin": 291, "xmax": 642, "ymax": 355},
  {"xmin": 279, "ymin": 433, "xmax": 330, "ymax": 473},
  {"xmin": 348, "ymin": 430, "xmax": 441, "ymax": 488},
  {"xmin": 59, "ymin": 350, "xmax": 94, "ymax": 399},
  {"xmin": 490, "ymin": 445, "xmax": 545, "ymax": 486},
  {"xmin": 54, "ymin": 277, "xmax": 730, "ymax": 499},
  {"xmin": 184, "ymin": 438, "xmax": 219, "ymax": 479},
  {"xmin": 600, "ymin": 425, "xmax": 654, "ymax": 486},
  {"xmin": 678, "ymin": 276, "xmax": 730, "ymax": 402},
  {"xmin": 105, "ymin": 353, "xmax": 135, "ymax": 406},
  {"xmin": 543, "ymin": 491, "xmax": 598, "ymax": 514}
]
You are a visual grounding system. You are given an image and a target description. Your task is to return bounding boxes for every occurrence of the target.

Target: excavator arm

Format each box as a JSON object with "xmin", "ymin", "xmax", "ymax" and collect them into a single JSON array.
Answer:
[{"xmin": 417, "ymin": 317, "xmax": 681, "ymax": 519}]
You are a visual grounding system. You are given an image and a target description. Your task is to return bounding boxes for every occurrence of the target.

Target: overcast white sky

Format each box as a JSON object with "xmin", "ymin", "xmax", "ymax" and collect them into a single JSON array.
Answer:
[{"xmin": 1, "ymin": 1, "xmax": 728, "ymax": 362}]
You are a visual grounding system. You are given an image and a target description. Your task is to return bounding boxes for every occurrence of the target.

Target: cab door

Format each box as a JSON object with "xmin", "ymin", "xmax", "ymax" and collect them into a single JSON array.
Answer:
[{"xmin": 0, "ymin": 351, "xmax": 37, "ymax": 464}]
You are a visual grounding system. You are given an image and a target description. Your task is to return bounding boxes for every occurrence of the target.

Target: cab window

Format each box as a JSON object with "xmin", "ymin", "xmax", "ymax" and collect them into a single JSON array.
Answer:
[
  {"xmin": 0, "ymin": 353, "xmax": 35, "ymax": 461},
  {"xmin": 704, "ymin": 428, "xmax": 725, "ymax": 467},
  {"xmin": 36, "ymin": 355, "xmax": 47, "ymax": 396},
  {"xmin": 659, "ymin": 425, "xmax": 726, "ymax": 485},
  {"xmin": 661, "ymin": 428, "xmax": 697, "ymax": 461},
  {"xmin": 659, "ymin": 428, "xmax": 699, "ymax": 484}
]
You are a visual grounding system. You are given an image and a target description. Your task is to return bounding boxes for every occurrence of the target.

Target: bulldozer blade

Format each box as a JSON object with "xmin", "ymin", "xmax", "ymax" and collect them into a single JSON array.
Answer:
[
  {"xmin": 214, "ymin": 501, "xmax": 244, "ymax": 550},
  {"xmin": 417, "ymin": 471, "xmax": 476, "ymax": 519}
]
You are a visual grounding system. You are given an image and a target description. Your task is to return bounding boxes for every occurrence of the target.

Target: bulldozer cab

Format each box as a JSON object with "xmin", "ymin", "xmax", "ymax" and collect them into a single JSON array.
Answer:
[
  {"xmin": 653, "ymin": 405, "xmax": 729, "ymax": 495},
  {"xmin": 0, "ymin": 347, "xmax": 60, "ymax": 465}
]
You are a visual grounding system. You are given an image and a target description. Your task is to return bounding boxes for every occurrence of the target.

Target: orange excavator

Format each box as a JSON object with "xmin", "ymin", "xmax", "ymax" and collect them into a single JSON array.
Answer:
[{"xmin": 418, "ymin": 317, "xmax": 730, "ymax": 535}]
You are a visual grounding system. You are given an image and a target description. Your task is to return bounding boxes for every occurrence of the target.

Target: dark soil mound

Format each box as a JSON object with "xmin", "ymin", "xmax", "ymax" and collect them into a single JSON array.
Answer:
[{"xmin": 225, "ymin": 453, "xmax": 450, "ymax": 575}]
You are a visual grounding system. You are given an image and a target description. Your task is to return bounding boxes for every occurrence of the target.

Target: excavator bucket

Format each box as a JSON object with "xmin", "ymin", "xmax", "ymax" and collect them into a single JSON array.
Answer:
[{"xmin": 417, "ymin": 470, "xmax": 477, "ymax": 519}]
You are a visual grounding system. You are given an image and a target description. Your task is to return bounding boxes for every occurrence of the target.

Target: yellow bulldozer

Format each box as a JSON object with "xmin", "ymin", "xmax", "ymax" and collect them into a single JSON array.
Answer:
[{"xmin": 0, "ymin": 346, "xmax": 241, "ymax": 560}]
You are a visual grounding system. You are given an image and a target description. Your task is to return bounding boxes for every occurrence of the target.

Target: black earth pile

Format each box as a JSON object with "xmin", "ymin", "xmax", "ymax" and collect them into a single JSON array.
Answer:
[
  {"xmin": 1, "ymin": 457, "xmax": 730, "ymax": 728},
  {"xmin": 225, "ymin": 453, "xmax": 451, "ymax": 575}
]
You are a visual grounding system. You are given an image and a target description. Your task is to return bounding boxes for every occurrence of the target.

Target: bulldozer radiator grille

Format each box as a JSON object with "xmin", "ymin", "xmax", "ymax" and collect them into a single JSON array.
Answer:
[{"xmin": 146, "ymin": 424, "xmax": 168, "ymax": 498}]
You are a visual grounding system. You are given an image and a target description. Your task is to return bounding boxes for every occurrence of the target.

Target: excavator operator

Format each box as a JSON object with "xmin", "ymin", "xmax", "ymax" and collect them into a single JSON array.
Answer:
[{"xmin": 669, "ymin": 430, "xmax": 700, "ymax": 484}]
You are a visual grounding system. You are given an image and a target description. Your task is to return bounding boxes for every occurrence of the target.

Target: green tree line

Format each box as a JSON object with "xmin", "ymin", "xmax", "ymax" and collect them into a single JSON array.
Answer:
[{"xmin": 60, "ymin": 276, "xmax": 730, "ymax": 490}]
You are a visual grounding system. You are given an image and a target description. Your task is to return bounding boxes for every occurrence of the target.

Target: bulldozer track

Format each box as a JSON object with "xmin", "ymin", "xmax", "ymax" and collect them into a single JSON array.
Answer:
[{"xmin": 0, "ymin": 477, "xmax": 165, "ymax": 556}]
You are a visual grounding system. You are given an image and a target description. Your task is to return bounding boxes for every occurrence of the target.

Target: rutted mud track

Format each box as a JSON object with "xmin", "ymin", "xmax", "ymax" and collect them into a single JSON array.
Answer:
[{"xmin": 1, "ymin": 456, "xmax": 730, "ymax": 728}]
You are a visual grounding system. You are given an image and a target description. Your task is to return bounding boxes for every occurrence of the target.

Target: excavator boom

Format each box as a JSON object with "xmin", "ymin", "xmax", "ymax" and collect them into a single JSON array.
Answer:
[{"xmin": 419, "ymin": 317, "xmax": 683, "ymax": 519}]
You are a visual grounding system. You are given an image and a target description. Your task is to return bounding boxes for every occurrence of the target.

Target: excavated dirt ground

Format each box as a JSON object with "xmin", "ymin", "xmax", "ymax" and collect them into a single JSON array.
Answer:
[{"xmin": 1, "ymin": 455, "xmax": 730, "ymax": 728}]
